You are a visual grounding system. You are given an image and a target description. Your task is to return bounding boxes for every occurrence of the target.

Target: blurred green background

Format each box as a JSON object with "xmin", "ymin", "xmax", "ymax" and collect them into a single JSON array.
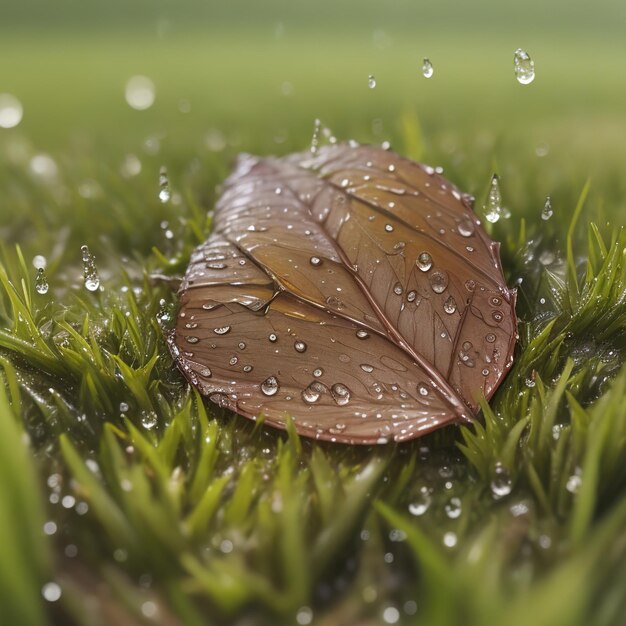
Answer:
[{"xmin": 2, "ymin": 0, "xmax": 626, "ymax": 165}]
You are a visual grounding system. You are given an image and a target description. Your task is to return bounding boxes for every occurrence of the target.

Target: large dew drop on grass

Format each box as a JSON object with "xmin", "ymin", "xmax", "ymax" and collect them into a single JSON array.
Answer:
[
  {"xmin": 368, "ymin": 74, "xmax": 377, "ymax": 89},
  {"xmin": 81, "ymin": 245, "xmax": 100, "ymax": 292},
  {"xmin": 514, "ymin": 48, "xmax": 535, "ymax": 85},
  {"xmin": 421, "ymin": 58, "xmax": 434, "ymax": 78},
  {"xmin": 484, "ymin": 174, "xmax": 503, "ymax": 223},
  {"xmin": 0, "ymin": 93, "xmax": 23, "ymax": 129}
]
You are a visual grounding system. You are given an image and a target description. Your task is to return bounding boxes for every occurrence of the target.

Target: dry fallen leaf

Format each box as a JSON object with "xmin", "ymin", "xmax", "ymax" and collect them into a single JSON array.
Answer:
[{"xmin": 168, "ymin": 144, "xmax": 517, "ymax": 444}]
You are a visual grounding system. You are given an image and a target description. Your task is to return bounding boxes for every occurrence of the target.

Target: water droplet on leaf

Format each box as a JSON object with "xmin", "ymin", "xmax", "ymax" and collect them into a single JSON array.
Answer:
[
  {"xmin": 541, "ymin": 196, "xmax": 553, "ymax": 220},
  {"xmin": 368, "ymin": 74, "xmax": 377, "ymax": 89},
  {"xmin": 158, "ymin": 166, "xmax": 171, "ymax": 203},
  {"xmin": 416, "ymin": 251, "xmax": 433, "ymax": 272},
  {"xmin": 261, "ymin": 376, "xmax": 280, "ymax": 396}
]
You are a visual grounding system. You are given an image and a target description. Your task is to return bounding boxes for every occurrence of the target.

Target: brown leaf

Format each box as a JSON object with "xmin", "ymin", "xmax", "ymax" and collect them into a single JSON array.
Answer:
[{"xmin": 168, "ymin": 144, "xmax": 517, "ymax": 444}]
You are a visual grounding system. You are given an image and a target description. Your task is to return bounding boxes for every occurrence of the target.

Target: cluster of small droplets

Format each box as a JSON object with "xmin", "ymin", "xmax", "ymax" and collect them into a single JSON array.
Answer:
[
  {"xmin": 514, "ymin": 48, "xmax": 535, "ymax": 84},
  {"xmin": 158, "ymin": 166, "xmax": 171, "ymax": 203},
  {"xmin": 484, "ymin": 174, "xmax": 503, "ymax": 224},
  {"xmin": 81, "ymin": 245, "xmax": 100, "ymax": 292}
]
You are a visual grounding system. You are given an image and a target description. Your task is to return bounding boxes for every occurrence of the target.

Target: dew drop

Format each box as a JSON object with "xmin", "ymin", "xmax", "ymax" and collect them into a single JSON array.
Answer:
[
  {"xmin": 492, "ymin": 311, "xmax": 503, "ymax": 323},
  {"xmin": 243, "ymin": 365, "xmax": 253, "ymax": 373},
  {"xmin": 199, "ymin": 367, "xmax": 212, "ymax": 378},
  {"xmin": 484, "ymin": 174, "xmax": 503, "ymax": 223},
  {"xmin": 408, "ymin": 486, "xmax": 431, "ymax": 516},
  {"xmin": 268, "ymin": 333, "xmax": 278, "ymax": 342},
  {"xmin": 457, "ymin": 219, "xmax": 475, "ymax": 237},
  {"xmin": 465, "ymin": 279, "xmax": 476, "ymax": 291},
  {"xmin": 81, "ymin": 245, "xmax": 100, "ymax": 292},
  {"xmin": 541, "ymin": 196, "xmax": 553, "ymax": 221},
  {"xmin": 294, "ymin": 340, "xmax": 307, "ymax": 353},
  {"xmin": 185, "ymin": 336, "xmax": 199, "ymax": 344},
  {"xmin": 416, "ymin": 251, "xmax": 433, "ymax": 272},
  {"xmin": 429, "ymin": 270, "xmax": 448, "ymax": 294},
  {"xmin": 213, "ymin": 326, "xmax": 231, "ymax": 335},
  {"xmin": 158, "ymin": 166, "xmax": 171, "ymax": 203},
  {"xmin": 490, "ymin": 462, "xmax": 513, "ymax": 498},
  {"xmin": 238, "ymin": 341, "xmax": 246, "ymax": 350},
  {"xmin": 0, "ymin": 93, "xmax": 23, "ymax": 128},
  {"xmin": 393, "ymin": 282, "xmax": 403, "ymax": 295},
  {"xmin": 310, "ymin": 256, "xmax": 322, "ymax": 266},
  {"xmin": 384, "ymin": 223, "xmax": 394, "ymax": 232},
  {"xmin": 35, "ymin": 268, "xmax": 49, "ymax": 294},
  {"xmin": 313, "ymin": 368, "xmax": 323, "ymax": 378},
  {"xmin": 566, "ymin": 472, "xmax": 582, "ymax": 494},
  {"xmin": 417, "ymin": 383, "xmax": 429, "ymax": 396},
  {"xmin": 302, "ymin": 381, "xmax": 325, "ymax": 404},
  {"xmin": 356, "ymin": 329, "xmax": 369, "ymax": 339},
  {"xmin": 42, "ymin": 582, "xmax": 62, "ymax": 602},
  {"xmin": 443, "ymin": 295, "xmax": 457, "ymax": 314},
  {"xmin": 445, "ymin": 497, "xmax": 462, "ymax": 519},
  {"xmin": 229, "ymin": 356, "xmax": 238, "ymax": 365},
  {"xmin": 125, "ymin": 75, "xmax": 155, "ymax": 110},
  {"xmin": 407, "ymin": 290, "xmax": 417, "ymax": 302},
  {"xmin": 514, "ymin": 48, "xmax": 535, "ymax": 85},
  {"xmin": 360, "ymin": 364, "xmax": 374, "ymax": 373},
  {"xmin": 140, "ymin": 411, "xmax": 158, "ymax": 430},
  {"xmin": 261, "ymin": 376, "xmax": 280, "ymax": 396},
  {"xmin": 330, "ymin": 383, "xmax": 351, "ymax": 406},
  {"xmin": 368, "ymin": 74, "xmax": 377, "ymax": 89},
  {"xmin": 421, "ymin": 57, "xmax": 434, "ymax": 78}
]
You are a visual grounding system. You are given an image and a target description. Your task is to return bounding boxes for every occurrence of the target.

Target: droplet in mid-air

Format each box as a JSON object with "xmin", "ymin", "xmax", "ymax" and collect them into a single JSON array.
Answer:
[
  {"xmin": 368, "ymin": 74, "xmax": 377, "ymax": 89},
  {"xmin": 541, "ymin": 196, "xmax": 553, "ymax": 221},
  {"xmin": 514, "ymin": 48, "xmax": 535, "ymax": 85},
  {"xmin": 35, "ymin": 268, "xmax": 49, "ymax": 294},
  {"xmin": 421, "ymin": 58, "xmax": 434, "ymax": 78},
  {"xmin": 158, "ymin": 166, "xmax": 171, "ymax": 203},
  {"xmin": 484, "ymin": 174, "xmax": 503, "ymax": 224},
  {"xmin": 125, "ymin": 75, "xmax": 155, "ymax": 110},
  {"xmin": 81, "ymin": 245, "xmax": 100, "ymax": 292},
  {"xmin": 0, "ymin": 93, "xmax": 23, "ymax": 129}
]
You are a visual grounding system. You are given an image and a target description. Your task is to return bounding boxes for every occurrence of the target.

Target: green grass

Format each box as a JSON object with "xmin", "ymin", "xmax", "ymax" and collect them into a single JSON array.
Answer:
[{"xmin": 1, "ymin": 14, "xmax": 626, "ymax": 625}]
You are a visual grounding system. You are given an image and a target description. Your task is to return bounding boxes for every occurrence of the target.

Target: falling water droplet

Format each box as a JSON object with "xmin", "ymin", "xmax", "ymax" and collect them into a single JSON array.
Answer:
[
  {"xmin": 541, "ymin": 196, "xmax": 553, "ymax": 221},
  {"xmin": 81, "ymin": 245, "xmax": 100, "ymax": 292},
  {"xmin": 330, "ymin": 383, "xmax": 351, "ymax": 406},
  {"xmin": 158, "ymin": 166, "xmax": 171, "ymax": 203},
  {"xmin": 261, "ymin": 376, "xmax": 280, "ymax": 396},
  {"xmin": 484, "ymin": 174, "xmax": 502, "ymax": 224},
  {"xmin": 35, "ymin": 268, "xmax": 49, "ymax": 294},
  {"xmin": 310, "ymin": 118, "xmax": 321, "ymax": 154},
  {"xmin": 514, "ymin": 48, "xmax": 535, "ymax": 85},
  {"xmin": 0, "ymin": 93, "xmax": 24, "ymax": 128},
  {"xmin": 421, "ymin": 58, "xmax": 434, "ymax": 78},
  {"xmin": 416, "ymin": 251, "xmax": 433, "ymax": 272},
  {"xmin": 368, "ymin": 74, "xmax": 377, "ymax": 89}
]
